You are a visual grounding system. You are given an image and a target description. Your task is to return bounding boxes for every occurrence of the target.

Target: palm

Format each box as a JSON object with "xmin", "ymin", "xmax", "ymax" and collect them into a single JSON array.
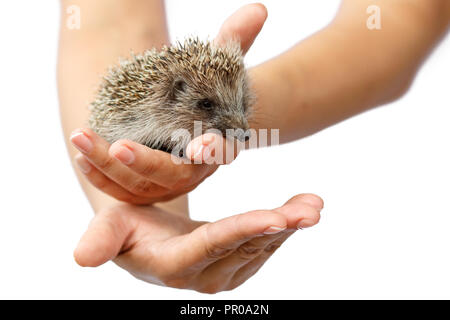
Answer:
[
  {"xmin": 72, "ymin": 4, "xmax": 324, "ymax": 293},
  {"xmin": 76, "ymin": 194, "xmax": 322, "ymax": 293}
]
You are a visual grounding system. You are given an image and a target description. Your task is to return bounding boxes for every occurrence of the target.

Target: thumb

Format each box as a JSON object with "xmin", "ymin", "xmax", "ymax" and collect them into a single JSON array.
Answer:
[
  {"xmin": 215, "ymin": 3, "xmax": 268, "ymax": 55},
  {"xmin": 186, "ymin": 133, "xmax": 241, "ymax": 165},
  {"xmin": 74, "ymin": 208, "xmax": 132, "ymax": 267}
]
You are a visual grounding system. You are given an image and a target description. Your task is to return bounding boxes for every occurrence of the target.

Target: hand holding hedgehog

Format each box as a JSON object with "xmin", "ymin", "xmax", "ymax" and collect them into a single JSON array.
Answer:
[
  {"xmin": 67, "ymin": 3, "xmax": 323, "ymax": 293},
  {"xmin": 70, "ymin": 4, "xmax": 265, "ymax": 205}
]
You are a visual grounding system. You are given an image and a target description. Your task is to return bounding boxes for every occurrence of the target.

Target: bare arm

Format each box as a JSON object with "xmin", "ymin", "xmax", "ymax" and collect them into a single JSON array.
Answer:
[
  {"xmin": 58, "ymin": 4, "xmax": 323, "ymax": 293},
  {"xmin": 58, "ymin": 0, "xmax": 190, "ymax": 212},
  {"xmin": 59, "ymin": 0, "xmax": 169, "ymax": 143},
  {"xmin": 59, "ymin": 2, "xmax": 267, "ymax": 212},
  {"xmin": 250, "ymin": 0, "xmax": 450, "ymax": 143}
]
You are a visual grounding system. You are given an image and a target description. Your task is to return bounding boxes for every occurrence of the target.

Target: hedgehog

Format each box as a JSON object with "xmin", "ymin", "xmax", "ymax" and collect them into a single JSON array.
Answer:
[{"xmin": 89, "ymin": 38, "xmax": 254, "ymax": 155}]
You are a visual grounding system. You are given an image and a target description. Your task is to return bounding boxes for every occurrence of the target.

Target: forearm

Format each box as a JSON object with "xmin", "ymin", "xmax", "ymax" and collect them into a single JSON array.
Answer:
[
  {"xmin": 58, "ymin": 0, "xmax": 169, "ymax": 149},
  {"xmin": 58, "ymin": 0, "xmax": 181, "ymax": 212},
  {"xmin": 250, "ymin": 0, "xmax": 450, "ymax": 143}
]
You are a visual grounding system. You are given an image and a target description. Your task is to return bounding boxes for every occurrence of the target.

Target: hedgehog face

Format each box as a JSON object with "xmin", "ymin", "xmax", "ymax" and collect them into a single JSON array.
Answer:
[{"xmin": 169, "ymin": 70, "xmax": 252, "ymax": 142}]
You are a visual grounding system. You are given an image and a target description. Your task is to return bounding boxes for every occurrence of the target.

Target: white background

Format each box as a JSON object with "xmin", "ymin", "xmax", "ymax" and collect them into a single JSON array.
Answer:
[{"xmin": 0, "ymin": 0, "xmax": 449, "ymax": 299}]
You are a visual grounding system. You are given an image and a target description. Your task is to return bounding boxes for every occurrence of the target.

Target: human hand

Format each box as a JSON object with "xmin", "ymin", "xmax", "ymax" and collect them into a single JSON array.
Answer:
[
  {"xmin": 70, "ymin": 4, "xmax": 268, "ymax": 205},
  {"xmin": 74, "ymin": 193, "xmax": 322, "ymax": 293}
]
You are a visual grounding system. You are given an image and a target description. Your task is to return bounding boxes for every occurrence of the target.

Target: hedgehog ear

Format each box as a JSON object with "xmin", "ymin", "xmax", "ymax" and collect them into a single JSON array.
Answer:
[
  {"xmin": 169, "ymin": 78, "xmax": 187, "ymax": 101},
  {"xmin": 174, "ymin": 79, "xmax": 186, "ymax": 92}
]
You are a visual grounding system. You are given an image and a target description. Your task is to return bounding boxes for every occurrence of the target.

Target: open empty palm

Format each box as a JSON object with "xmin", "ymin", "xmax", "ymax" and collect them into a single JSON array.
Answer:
[{"xmin": 75, "ymin": 193, "xmax": 322, "ymax": 293}]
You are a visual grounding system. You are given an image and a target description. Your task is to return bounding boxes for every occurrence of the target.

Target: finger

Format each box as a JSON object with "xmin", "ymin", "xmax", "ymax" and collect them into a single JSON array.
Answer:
[
  {"xmin": 70, "ymin": 129, "xmax": 167, "ymax": 198},
  {"xmin": 109, "ymin": 139, "xmax": 215, "ymax": 190},
  {"xmin": 185, "ymin": 133, "xmax": 241, "ymax": 165},
  {"xmin": 74, "ymin": 154, "xmax": 151, "ymax": 205},
  {"xmin": 198, "ymin": 230, "xmax": 292, "ymax": 291},
  {"xmin": 222, "ymin": 196, "xmax": 324, "ymax": 289},
  {"xmin": 160, "ymin": 210, "xmax": 288, "ymax": 274},
  {"xmin": 184, "ymin": 193, "xmax": 322, "ymax": 269},
  {"xmin": 197, "ymin": 197, "xmax": 319, "ymax": 277},
  {"xmin": 274, "ymin": 194, "xmax": 323, "ymax": 229},
  {"xmin": 215, "ymin": 3, "xmax": 268, "ymax": 55},
  {"xmin": 287, "ymin": 193, "xmax": 324, "ymax": 211},
  {"xmin": 224, "ymin": 195, "xmax": 324, "ymax": 289},
  {"xmin": 74, "ymin": 207, "xmax": 134, "ymax": 267},
  {"xmin": 228, "ymin": 233, "xmax": 293, "ymax": 291},
  {"xmin": 194, "ymin": 193, "xmax": 323, "ymax": 289}
]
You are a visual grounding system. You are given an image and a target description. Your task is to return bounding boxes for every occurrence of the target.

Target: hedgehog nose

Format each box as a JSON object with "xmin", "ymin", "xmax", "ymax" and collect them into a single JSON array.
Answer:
[{"xmin": 235, "ymin": 130, "xmax": 251, "ymax": 142}]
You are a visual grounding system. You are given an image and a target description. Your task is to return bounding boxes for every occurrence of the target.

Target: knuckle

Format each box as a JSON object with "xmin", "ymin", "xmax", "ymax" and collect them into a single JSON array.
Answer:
[
  {"xmin": 166, "ymin": 167, "xmax": 194, "ymax": 190},
  {"xmin": 117, "ymin": 193, "xmax": 142, "ymax": 204},
  {"xmin": 128, "ymin": 196, "xmax": 152, "ymax": 205},
  {"xmin": 90, "ymin": 175, "xmax": 109, "ymax": 190},
  {"xmin": 83, "ymin": 128, "xmax": 96, "ymax": 137},
  {"xmin": 153, "ymin": 194, "xmax": 175, "ymax": 203},
  {"xmin": 197, "ymin": 282, "xmax": 223, "ymax": 294},
  {"xmin": 97, "ymin": 156, "xmax": 115, "ymax": 171},
  {"xmin": 170, "ymin": 174, "xmax": 192, "ymax": 190},
  {"xmin": 233, "ymin": 214, "xmax": 252, "ymax": 242},
  {"xmin": 114, "ymin": 138, "xmax": 131, "ymax": 146},
  {"xmin": 181, "ymin": 185, "xmax": 197, "ymax": 195},
  {"xmin": 162, "ymin": 277, "xmax": 191, "ymax": 290},
  {"xmin": 264, "ymin": 241, "xmax": 283, "ymax": 253},
  {"xmin": 236, "ymin": 243, "xmax": 264, "ymax": 260},
  {"xmin": 204, "ymin": 224, "xmax": 234, "ymax": 259},
  {"xmin": 205, "ymin": 242, "xmax": 234, "ymax": 260},
  {"xmin": 131, "ymin": 179, "xmax": 154, "ymax": 196},
  {"xmin": 224, "ymin": 283, "xmax": 241, "ymax": 292},
  {"xmin": 140, "ymin": 158, "xmax": 157, "ymax": 177},
  {"xmin": 314, "ymin": 212, "xmax": 322, "ymax": 224}
]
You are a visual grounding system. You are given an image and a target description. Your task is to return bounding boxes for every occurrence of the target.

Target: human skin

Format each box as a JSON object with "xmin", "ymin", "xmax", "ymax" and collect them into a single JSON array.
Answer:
[
  {"xmin": 250, "ymin": 0, "xmax": 450, "ymax": 142},
  {"xmin": 63, "ymin": 2, "xmax": 266, "ymax": 209},
  {"xmin": 59, "ymin": 1, "xmax": 322, "ymax": 293},
  {"xmin": 68, "ymin": 0, "xmax": 450, "ymax": 207},
  {"xmin": 59, "ymin": 1, "xmax": 449, "ymax": 292}
]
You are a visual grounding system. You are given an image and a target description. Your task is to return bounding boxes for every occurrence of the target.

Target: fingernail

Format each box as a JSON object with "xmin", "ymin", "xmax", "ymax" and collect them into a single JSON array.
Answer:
[
  {"xmin": 300, "ymin": 194, "xmax": 324, "ymax": 211},
  {"xmin": 297, "ymin": 219, "xmax": 316, "ymax": 229},
  {"xmin": 112, "ymin": 146, "xmax": 135, "ymax": 165},
  {"xmin": 193, "ymin": 144, "xmax": 204, "ymax": 160},
  {"xmin": 202, "ymin": 134, "xmax": 216, "ymax": 144},
  {"xmin": 202, "ymin": 146, "xmax": 212, "ymax": 162},
  {"xmin": 70, "ymin": 131, "xmax": 93, "ymax": 154},
  {"xmin": 75, "ymin": 156, "xmax": 91, "ymax": 174},
  {"xmin": 263, "ymin": 226, "xmax": 286, "ymax": 235}
]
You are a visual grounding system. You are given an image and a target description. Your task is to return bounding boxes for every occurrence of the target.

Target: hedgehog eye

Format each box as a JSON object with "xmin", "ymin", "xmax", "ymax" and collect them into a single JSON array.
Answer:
[
  {"xmin": 197, "ymin": 99, "xmax": 214, "ymax": 110},
  {"xmin": 174, "ymin": 79, "xmax": 186, "ymax": 93}
]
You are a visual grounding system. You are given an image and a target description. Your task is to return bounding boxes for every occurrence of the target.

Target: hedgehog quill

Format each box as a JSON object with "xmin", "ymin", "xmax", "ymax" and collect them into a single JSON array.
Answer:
[{"xmin": 89, "ymin": 38, "xmax": 254, "ymax": 155}]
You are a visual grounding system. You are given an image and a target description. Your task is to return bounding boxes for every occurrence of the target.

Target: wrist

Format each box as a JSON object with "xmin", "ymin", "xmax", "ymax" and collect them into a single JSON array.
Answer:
[{"xmin": 154, "ymin": 195, "xmax": 190, "ymax": 218}]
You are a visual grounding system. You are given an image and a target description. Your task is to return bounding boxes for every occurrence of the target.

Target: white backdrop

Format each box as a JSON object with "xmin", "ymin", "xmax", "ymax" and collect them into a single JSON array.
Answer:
[{"xmin": 0, "ymin": 0, "xmax": 449, "ymax": 299}]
